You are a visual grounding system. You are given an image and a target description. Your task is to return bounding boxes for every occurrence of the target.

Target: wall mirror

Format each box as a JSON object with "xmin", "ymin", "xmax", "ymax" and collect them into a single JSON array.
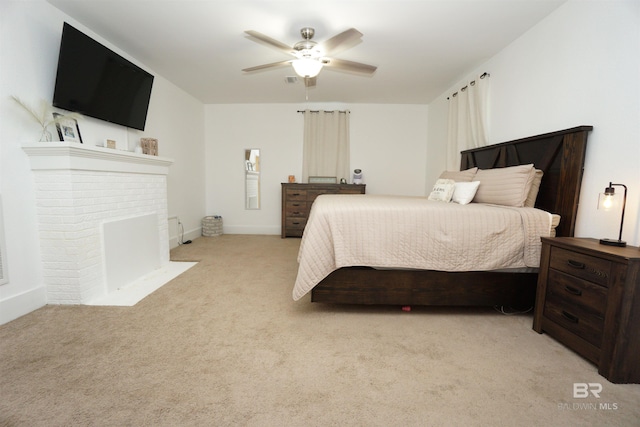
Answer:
[{"xmin": 245, "ymin": 149, "xmax": 260, "ymax": 209}]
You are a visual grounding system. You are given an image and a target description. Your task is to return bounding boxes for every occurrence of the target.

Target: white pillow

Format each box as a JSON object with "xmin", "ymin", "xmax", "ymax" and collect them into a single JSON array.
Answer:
[
  {"xmin": 452, "ymin": 181, "xmax": 481, "ymax": 205},
  {"xmin": 428, "ymin": 179, "xmax": 456, "ymax": 202}
]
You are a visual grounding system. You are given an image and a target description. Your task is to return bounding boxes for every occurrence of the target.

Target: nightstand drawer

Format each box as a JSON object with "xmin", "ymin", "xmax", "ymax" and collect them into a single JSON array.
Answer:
[
  {"xmin": 543, "ymin": 300, "xmax": 604, "ymax": 348},
  {"xmin": 550, "ymin": 247, "xmax": 611, "ymax": 287},
  {"xmin": 546, "ymin": 269, "xmax": 607, "ymax": 316}
]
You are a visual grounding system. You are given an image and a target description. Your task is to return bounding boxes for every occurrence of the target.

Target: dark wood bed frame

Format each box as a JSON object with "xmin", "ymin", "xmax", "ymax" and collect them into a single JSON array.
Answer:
[{"xmin": 310, "ymin": 126, "xmax": 593, "ymax": 307}]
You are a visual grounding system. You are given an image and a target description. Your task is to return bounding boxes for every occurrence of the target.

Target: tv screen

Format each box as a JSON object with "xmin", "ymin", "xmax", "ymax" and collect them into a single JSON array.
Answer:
[{"xmin": 53, "ymin": 23, "xmax": 154, "ymax": 131}]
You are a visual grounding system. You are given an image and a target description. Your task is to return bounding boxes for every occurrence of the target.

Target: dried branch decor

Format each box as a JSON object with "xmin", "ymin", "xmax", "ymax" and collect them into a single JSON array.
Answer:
[{"xmin": 10, "ymin": 95, "xmax": 82, "ymax": 142}]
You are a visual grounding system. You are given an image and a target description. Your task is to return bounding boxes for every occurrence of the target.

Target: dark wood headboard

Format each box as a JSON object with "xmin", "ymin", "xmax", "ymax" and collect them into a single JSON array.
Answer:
[{"xmin": 460, "ymin": 126, "xmax": 592, "ymax": 237}]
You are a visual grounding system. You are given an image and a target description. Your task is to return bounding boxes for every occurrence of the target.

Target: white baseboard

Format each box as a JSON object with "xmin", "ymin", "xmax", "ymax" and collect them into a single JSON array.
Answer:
[
  {"xmin": 0, "ymin": 285, "xmax": 47, "ymax": 325},
  {"xmin": 171, "ymin": 226, "xmax": 280, "ymax": 247},
  {"xmin": 222, "ymin": 225, "xmax": 280, "ymax": 235},
  {"xmin": 170, "ymin": 227, "xmax": 202, "ymax": 249}
]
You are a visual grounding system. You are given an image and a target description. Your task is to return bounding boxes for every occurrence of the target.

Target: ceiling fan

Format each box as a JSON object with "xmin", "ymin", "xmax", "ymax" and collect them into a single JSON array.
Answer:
[{"xmin": 242, "ymin": 27, "xmax": 377, "ymax": 87}]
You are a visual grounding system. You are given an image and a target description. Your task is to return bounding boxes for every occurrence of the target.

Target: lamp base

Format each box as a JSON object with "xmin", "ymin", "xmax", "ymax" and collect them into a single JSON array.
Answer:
[{"xmin": 600, "ymin": 238, "xmax": 627, "ymax": 247}]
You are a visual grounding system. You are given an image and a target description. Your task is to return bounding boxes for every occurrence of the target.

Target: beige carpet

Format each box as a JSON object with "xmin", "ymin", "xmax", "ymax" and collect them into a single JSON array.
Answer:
[{"xmin": 1, "ymin": 235, "xmax": 638, "ymax": 426}]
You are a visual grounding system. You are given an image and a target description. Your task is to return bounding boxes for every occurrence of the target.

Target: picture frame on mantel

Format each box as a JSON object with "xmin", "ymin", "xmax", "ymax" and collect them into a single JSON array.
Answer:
[{"xmin": 53, "ymin": 112, "xmax": 83, "ymax": 143}]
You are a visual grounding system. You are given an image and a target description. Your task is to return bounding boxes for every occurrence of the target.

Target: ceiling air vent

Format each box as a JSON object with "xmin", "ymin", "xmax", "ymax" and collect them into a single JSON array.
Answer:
[{"xmin": 285, "ymin": 76, "xmax": 298, "ymax": 84}]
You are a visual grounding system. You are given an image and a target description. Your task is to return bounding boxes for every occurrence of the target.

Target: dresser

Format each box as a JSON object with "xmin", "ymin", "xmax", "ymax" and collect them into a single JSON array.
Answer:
[
  {"xmin": 533, "ymin": 237, "xmax": 640, "ymax": 383},
  {"xmin": 281, "ymin": 183, "xmax": 366, "ymax": 238}
]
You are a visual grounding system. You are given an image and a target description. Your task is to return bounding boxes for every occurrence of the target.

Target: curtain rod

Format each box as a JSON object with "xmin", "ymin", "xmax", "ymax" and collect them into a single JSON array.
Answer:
[
  {"xmin": 297, "ymin": 110, "xmax": 350, "ymax": 113},
  {"xmin": 447, "ymin": 72, "xmax": 490, "ymax": 100}
]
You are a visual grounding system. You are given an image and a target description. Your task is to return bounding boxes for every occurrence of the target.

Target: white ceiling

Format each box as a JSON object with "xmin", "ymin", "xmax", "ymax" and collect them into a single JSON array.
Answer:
[{"xmin": 47, "ymin": 0, "xmax": 566, "ymax": 104}]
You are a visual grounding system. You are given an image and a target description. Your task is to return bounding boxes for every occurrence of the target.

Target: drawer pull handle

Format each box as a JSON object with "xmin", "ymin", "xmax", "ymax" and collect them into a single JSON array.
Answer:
[
  {"xmin": 293, "ymin": 212, "xmax": 301, "ymax": 215},
  {"xmin": 292, "ymin": 193, "xmax": 301, "ymax": 196},
  {"xmin": 564, "ymin": 286, "xmax": 582, "ymax": 296},
  {"xmin": 292, "ymin": 222, "xmax": 300, "ymax": 225},
  {"xmin": 567, "ymin": 259, "xmax": 586, "ymax": 269},
  {"xmin": 561, "ymin": 311, "xmax": 579, "ymax": 323}
]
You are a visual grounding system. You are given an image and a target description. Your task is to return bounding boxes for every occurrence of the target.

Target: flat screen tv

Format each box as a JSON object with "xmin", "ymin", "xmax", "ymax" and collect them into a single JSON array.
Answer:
[{"xmin": 53, "ymin": 23, "xmax": 154, "ymax": 131}]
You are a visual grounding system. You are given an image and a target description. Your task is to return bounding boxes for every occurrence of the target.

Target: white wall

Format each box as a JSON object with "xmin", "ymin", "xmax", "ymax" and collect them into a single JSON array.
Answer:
[
  {"xmin": 204, "ymin": 103, "xmax": 429, "ymax": 234},
  {"xmin": 0, "ymin": 1, "xmax": 206, "ymax": 324},
  {"xmin": 350, "ymin": 104, "xmax": 429, "ymax": 196},
  {"xmin": 145, "ymin": 79, "xmax": 206, "ymax": 244},
  {"xmin": 428, "ymin": 0, "xmax": 640, "ymax": 246}
]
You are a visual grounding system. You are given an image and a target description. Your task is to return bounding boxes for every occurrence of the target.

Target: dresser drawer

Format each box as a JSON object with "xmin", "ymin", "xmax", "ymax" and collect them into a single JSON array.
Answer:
[
  {"xmin": 285, "ymin": 189, "xmax": 307, "ymax": 201},
  {"xmin": 543, "ymin": 300, "xmax": 604, "ymax": 348},
  {"xmin": 285, "ymin": 217, "xmax": 307, "ymax": 229},
  {"xmin": 285, "ymin": 228, "xmax": 304, "ymax": 237},
  {"xmin": 549, "ymin": 247, "xmax": 612, "ymax": 287},
  {"xmin": 285, "ymin": 201, "xmax": 308, "ymax": 217},
  {"xmin": 546, "ymin": 269, "xmax": 607, "ymax": 316}
]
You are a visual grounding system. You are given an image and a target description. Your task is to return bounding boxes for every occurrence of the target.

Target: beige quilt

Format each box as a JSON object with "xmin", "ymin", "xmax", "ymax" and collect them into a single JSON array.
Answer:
[{"xmin": 293, "ymin": 194, "xmax": 556, "ymax": 301}]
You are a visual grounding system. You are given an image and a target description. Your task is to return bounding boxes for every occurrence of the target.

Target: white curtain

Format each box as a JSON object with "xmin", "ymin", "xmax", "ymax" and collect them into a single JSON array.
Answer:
[
  {"xmin": 447, "ymin": 73, "xmax": 490, "ymax": 170},
  {"xmin": 302, "ymin": 110, "xmax": 350, "ymax": 183}
]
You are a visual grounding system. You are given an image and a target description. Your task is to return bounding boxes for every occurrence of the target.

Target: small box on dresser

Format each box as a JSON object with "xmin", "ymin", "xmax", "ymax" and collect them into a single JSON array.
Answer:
[
  {"xmin": 281, "ymin": 183, "xmax": 365, "ymax": 238},
  {"xmin": 533, "ymin": 237, "xmax": 640, "ymax": 383}
]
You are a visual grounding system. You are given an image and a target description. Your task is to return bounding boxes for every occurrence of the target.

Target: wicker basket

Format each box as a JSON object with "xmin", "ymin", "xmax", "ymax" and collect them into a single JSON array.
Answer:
[{"xmin": 202, "ymin": 216, "xmax": 223, "ymax": 237}]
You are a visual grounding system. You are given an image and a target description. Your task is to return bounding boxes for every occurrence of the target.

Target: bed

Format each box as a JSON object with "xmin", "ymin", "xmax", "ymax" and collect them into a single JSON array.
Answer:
[{"xmin": 293, "ymin": 126, "xmax": 592, "ymax": 308}]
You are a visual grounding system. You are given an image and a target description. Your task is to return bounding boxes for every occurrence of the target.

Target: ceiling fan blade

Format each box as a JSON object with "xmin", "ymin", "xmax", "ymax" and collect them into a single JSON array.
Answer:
[
  {"xmin": 324, "ymin": 58, "xmax": 377, "ymax": 74},
  {"xmin": 244, "ymin": 30, "xmax": 293, "ymax": 55},
  {"xmin": 304, "ymin": 77, "xmax": 317, "ymax": 88},
  {"xmin": 322, "ymin": 28, "xmax": 363, "ymax": 55},
  {"xmin": 242, "ymin": 60, "xmax": 291, "ymax": 72}
]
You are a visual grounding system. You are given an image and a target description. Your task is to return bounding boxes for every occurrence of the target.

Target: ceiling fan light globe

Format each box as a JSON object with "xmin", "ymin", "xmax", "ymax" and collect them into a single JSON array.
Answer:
[{"xmin": 292, "ymin": 59, "xmax": 323, "ymax": 78}]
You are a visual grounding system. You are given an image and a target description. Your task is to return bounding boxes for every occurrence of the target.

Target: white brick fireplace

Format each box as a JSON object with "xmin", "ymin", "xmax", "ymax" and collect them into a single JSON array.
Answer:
[{"xmin": 22, "ymin": 142, "xmax": 174, "ymax": 304}]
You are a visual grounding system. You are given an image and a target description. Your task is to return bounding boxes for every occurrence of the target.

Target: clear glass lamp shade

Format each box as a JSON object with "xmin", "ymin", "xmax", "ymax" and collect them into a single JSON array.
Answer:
[
  {"xmin": 292, "ymin": 59, "xmax": 323, "ymax": 78},
  {"xmin": 598, "ymin": 192, "xmax": 616, "ymax": 211}
]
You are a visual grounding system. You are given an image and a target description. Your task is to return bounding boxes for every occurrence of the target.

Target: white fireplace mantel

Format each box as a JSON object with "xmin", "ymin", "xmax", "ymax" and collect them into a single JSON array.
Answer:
[
  {"xmin": 22, "ymin": 141, "xmax": 175, "ymax": 305},
  {"xmin": 22, "ymin": 142, "xmax": 173, "ymax": 174}
]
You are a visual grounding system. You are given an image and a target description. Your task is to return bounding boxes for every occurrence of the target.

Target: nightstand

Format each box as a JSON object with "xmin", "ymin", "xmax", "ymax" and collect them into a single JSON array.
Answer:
[{"xmin": 533, "ymin": 237, "xmax": 640, "ymax": 383}]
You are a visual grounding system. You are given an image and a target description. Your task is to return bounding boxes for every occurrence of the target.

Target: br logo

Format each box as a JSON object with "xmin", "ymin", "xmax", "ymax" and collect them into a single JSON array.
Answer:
[{"xmin": 573, "ymin": 383, "xmax": 602, "ymax": 398}]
